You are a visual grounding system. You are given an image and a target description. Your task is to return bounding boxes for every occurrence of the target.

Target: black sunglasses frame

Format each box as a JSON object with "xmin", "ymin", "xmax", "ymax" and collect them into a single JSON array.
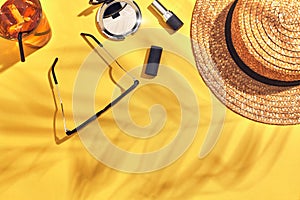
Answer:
[{"xmin": 51, "ymin": 33, "xmax": 139, "ymax": 135}]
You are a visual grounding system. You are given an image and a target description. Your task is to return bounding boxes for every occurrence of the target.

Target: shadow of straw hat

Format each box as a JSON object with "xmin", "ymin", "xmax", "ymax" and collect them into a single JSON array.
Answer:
[{"xmin": 191, "ymin": 0, "xmax": 300, "ymax": 125}]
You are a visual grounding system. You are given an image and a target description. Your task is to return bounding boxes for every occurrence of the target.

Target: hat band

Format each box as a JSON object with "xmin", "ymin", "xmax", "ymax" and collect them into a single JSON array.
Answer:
[{"xmin": 225, "ymin": 0, "xmax": 300, "ymax": 87}]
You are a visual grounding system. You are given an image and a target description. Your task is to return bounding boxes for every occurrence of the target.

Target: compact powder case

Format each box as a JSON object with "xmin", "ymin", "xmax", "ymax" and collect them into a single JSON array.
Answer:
[{"xmin": 90, "ymin": 0, "xmax": 142, "ymax": 40}]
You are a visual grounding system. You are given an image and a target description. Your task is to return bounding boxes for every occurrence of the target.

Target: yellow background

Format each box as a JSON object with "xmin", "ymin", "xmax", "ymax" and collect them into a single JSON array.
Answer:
[{"xmin": 1, "ymin": 0, "xmax": 300, "ymax": 199}]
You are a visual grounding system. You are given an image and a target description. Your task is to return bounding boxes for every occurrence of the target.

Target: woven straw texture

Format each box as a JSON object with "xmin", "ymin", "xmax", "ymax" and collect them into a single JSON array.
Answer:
[{"xmin": 191, "ymin": 0, "xmax": 300, "ymax": 125}]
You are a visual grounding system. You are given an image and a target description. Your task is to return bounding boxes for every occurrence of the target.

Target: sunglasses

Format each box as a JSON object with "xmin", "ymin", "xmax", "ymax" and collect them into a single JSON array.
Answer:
[{"xmin": 51, "ymin": 32, "xmax": 139, "ymax": 135}]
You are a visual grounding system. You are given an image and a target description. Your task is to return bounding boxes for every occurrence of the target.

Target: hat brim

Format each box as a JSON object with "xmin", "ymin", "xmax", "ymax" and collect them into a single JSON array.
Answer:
[{"xmin": 191, "ymin": 0, "xmax": 300, "ymax": 125}]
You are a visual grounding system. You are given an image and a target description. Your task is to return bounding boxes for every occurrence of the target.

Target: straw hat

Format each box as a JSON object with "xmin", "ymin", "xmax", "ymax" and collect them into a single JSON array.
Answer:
[{"xmin": 191, "ymin": 0, "xmax": 300, "ymax": 125}]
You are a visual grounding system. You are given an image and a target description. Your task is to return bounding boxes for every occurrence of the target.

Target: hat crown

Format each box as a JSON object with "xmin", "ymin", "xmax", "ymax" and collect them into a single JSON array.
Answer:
[
  {"xmin": 191, "ymin": 0, "xmax": 300, "ymax": 124},
  {"xmin": 231, "ymin": 0, "xmax": 300, "ymax": 82},
  {"xmin": 272, "ymin": 1, "xmax": 300, "ymax": 32}
]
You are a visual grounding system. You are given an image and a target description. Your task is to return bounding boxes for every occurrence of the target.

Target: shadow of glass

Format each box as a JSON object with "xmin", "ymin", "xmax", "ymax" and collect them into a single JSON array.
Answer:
[{"xmin": 0, "ymin": 40, "xmax": 37, "ymax": 73}]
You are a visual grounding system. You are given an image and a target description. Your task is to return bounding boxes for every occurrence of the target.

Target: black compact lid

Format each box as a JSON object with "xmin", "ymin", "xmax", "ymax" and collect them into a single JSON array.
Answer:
[
  {"xmin": 89, "ymin": 0, "xmax": 124, "ymax": 19},
  {"xmin": 89, "ymin": 0, "xmax": 114, "ymax": 5},
  {"xmin": 103, "ymin": 2, "xmax": 123, "ymax": 18}
]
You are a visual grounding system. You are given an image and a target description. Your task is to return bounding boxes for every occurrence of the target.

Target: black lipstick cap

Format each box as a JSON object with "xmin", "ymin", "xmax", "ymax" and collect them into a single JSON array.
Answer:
[{"xmin": 145, "ymin": 45, "xmax": 163, "ymax": 76}]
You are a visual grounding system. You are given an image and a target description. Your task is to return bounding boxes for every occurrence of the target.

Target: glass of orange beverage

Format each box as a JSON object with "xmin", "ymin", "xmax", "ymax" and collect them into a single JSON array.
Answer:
[{"xmin": 0, "ymin": 0, "xmax": 51, "ymax": 61}]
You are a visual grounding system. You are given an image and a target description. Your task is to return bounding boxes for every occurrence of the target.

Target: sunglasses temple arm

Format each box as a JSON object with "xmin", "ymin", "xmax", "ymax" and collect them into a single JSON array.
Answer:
[
  {"xmin": 80, "ymin": 32, "xmax": 136, "ymax": 80},
  {"xmin": 51, "ymin": 58, "xmax": 71, "ymax": 134},
  {"xmin": 65, "ymin": 79, "xmax": 139, "ymax": 135},
  {"xmin": 80, "ymin": 32, "xmax": 103, "ymax": 47},
  {"xmin": 110, "ymin": 80, "xmax": 139, "ymax": 107}
]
